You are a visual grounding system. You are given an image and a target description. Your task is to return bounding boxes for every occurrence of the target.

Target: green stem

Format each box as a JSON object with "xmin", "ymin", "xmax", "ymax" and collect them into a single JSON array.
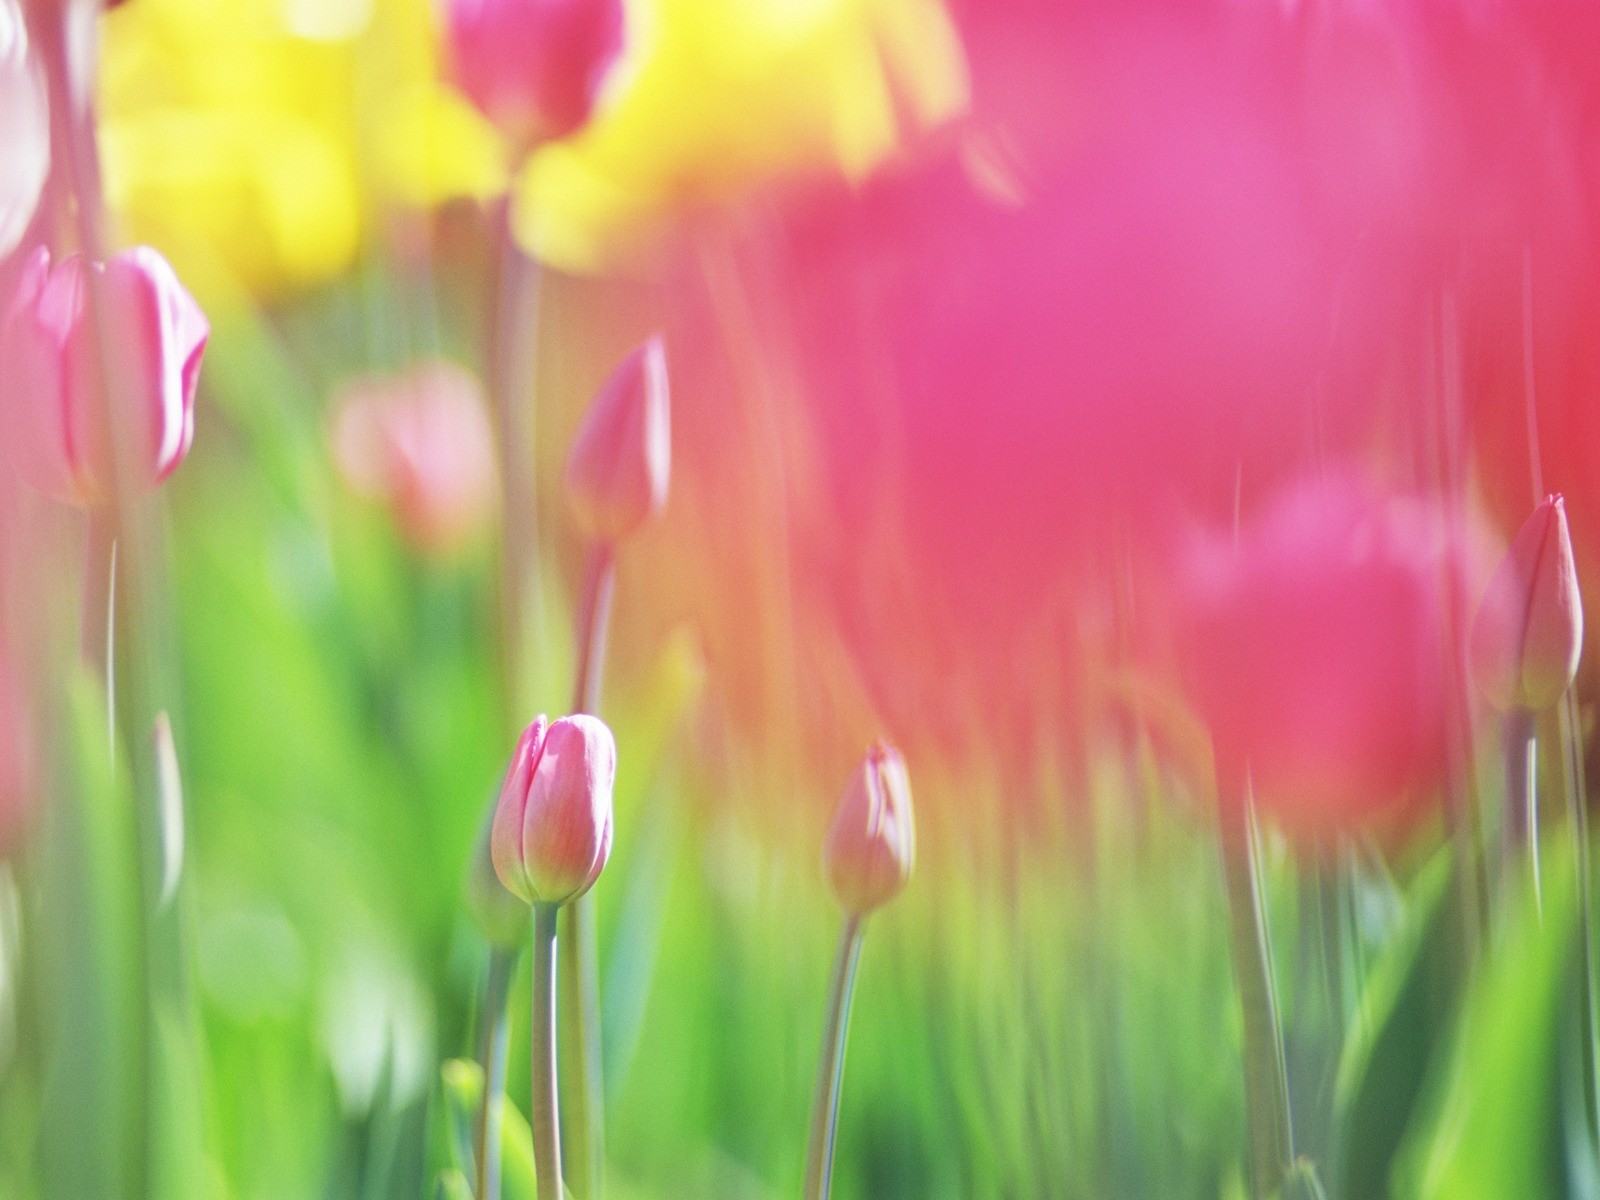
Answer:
[
  {"xmin": 474, "ymin": 947, "xmax": 518, "ymax": 1200},
  {"xmin": 531, "ymin": 905, "xmax": 564, "ymax": 1200},
  {"xmin": 803, "ymin": 916, "xmax": 865, "ymax": 1200},
  {"xmin": 558, "ymin": 544, "xmax": 616, "ymax": 1200},
  {"xmin": 571, "ymin": 546, "xmax": 616, "ymax": 718},
  {"xmin": 1503, "ymin": 711, "xmax": 1540, "ymax": 912},
  {"xmin": 1558, "ymin": 692, "xmax": 1599, "ymax": 1146},
  {"xmin": 1220, "ymin": 802, "xmax": 1294, "ymax": 1200},
  {"xmin": 34, "ymin": 9, "xmax": 195, "ymax": 1195},
  {"xmin": 489, "ymin": 196, "xmax": 544, "ymax": 734}
]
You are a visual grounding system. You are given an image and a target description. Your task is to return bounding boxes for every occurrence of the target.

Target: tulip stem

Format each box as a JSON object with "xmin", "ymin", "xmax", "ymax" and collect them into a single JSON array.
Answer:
[
  {"xmin": 474, "ymin": 946, "xmax": 518, "ymax": 1200},
  {"xmin": 557, "ymin": 542, "xmax": 616, "ymax": 1200},
  {"xmin": 80, "ymin": 517, "xmax": 117, "ymax": 752},
  {"xmin": 1220, "ymin": 801, "xmax": 1295, "ymax": 1200},
  {"xmin": 489, "ymin": 195, "xmax": 545, "ymax": 732},
  {"xmin": 531, "ymin": 904, "xmax": 565, "ymax": 1200},
  {"xmin": 803, "ymin": 915, "xmax": 865, "ymax": 1200},
  {"xmin": 37, "ymin": 10, "xmax": 198, "ymax": 1198},
  {"xmin": 1559, "ymin": 691, "xmax": 1600, "ymax": 1145},
  {"xmin": 572, "ymin": 545, "xmax": 617, "ymax": 717},
  {"xmin": 1503, "ymin": 711, "xmax": 1540, "ymax": 913}
]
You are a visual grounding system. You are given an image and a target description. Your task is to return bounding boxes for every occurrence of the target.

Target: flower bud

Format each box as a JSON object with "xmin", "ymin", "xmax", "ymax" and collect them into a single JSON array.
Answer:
[
  {"xmin": 564, "ymin": 336, "xmax": 670, "ymax": 544},
  {"xmin": 825, "ymin": 742, "xmax": 915, "ymax": 917},
  {"xmin": 443, "ymin": 0, "xmax": 625, "ymax": 153},
  {"xmin": 331, "ymin": 360, "xmax": 497, "ymax": 557},
  {"xmin": 1471, "ymin": 494, "xmax": 1584, "ymax": 713},
  {"xmin": 1, "ymin": 245, "xmax": 207, "ymax": 507},
  {"xmin": 0, "ymin": 1, "xmax": 47, "ymax": 260},
  {"xmin": 491, "ymin": 714, "xmax": 615, "ymax": 907}
]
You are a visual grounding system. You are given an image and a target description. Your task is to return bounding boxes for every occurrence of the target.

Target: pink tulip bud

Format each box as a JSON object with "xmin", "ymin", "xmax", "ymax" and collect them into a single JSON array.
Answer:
[
  {"xmin": 331, "ymin": 360, "xmax": 497, "ymax": 557},
  {"xmin": 1, "ymin": 245, "xmax": 206, "ymax": 508},
  {"xmin": 1470, "ymin": 495, "xmax": 1583, "ymax": 714},
  {"xmin": 0, "ymin": 2, "xmax": 47, "ymax": 261},
  {"xmin": 564, "ymin": 336, "xmax": 670, "ymax": 544},
  {"xmin": 825, "ymin": 743, "xmax": 915, "ymax": 917},
  {"xmin": 443, "ymin": 0, "xmax": 625, "ymax": 153},
  {"xmin": 491, "ymin": 714, "xmax": 615, "ymax": 907}
]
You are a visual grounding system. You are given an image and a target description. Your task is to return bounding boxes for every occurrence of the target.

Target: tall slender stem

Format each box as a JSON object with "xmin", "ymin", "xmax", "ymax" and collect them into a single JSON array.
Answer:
[
  {"xmin": 1220, "ymin": 799, "xmax": 1295, "ymax": 1200},
  {"xmin": 1558, "ymin": 692, "xmax": 1599, "ymax": 1144},
  {"xmin": 488, "ymin": 197, "xmax": 544, "ymax": 733},
  {"xmin": 474, "ymin": 947, "xmax": 518, "ymax": 1200},
  {"xmin": 803, "ymin": 916, "xmax": 865, "ymax": 1200},
  {"xmin": 558, "ymin": 543, "xmax": 616, "ymax": 1200},
  {"xmin": 571, "ymin": 546, "xmax": 616, "ymax": 718},
  {"xmin": 34, "ymin": 8, "xmax": 196, "ymax": 1196},
  {"xmin": 1503, "ymin": 710, "xmax": 1540, "ymax": 912},
  {"xmin": 531, "ymin": 905, "xmax": 565, "ymax": 1200}
]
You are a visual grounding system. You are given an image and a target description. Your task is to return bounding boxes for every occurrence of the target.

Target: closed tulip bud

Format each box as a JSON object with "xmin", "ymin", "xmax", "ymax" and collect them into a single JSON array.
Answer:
[
  {"xmin": 825, "ymin": 743, "xmax": 915, "ymax": 917},
  {"xmin": 1471, "ymin": 494, "xmax": 1584, "ymax": 713},
  {"xmin": 1, "ymin": 245, "xmax": 207, "ymax": 508},
  {"xmin": 443, "ymin": 0, "xmax": 625, "ymax": 154},
  {"xmin": 564, "ymin": 336, "xmax": 670, "ymax": 544},
  {"xmin": 491, "ymin": 714, "xmax": 615, "ymax": 907}
]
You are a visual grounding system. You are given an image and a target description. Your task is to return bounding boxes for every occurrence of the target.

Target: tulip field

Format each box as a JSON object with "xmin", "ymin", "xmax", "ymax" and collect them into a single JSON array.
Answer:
[{"xmin": 9, "ymin": 1, "xmax": 1600, "ymax": 1198}]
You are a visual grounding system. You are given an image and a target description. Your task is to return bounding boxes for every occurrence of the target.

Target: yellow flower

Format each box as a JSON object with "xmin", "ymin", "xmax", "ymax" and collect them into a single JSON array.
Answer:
[
  {"xmin": 514, "ymin": 0, "xmax": 969, "ymax": 272},
  {"xmin": 98, "ymin": 0, "xmax": 966, "ymax": 297}
]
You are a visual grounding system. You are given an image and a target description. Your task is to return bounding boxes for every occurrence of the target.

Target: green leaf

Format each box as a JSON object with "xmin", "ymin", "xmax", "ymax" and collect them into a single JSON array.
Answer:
[
  {"xmin": 1334, "ymin": 850, "xmax": 1460, "ymax": 1200},
  {"xmin": 431, "ymin": 1058, "xmax": 539, "ymax": 1200},
  {"xmin": 1391, "ymin": 846, "xmax": 1577, "ymax": 1200}
]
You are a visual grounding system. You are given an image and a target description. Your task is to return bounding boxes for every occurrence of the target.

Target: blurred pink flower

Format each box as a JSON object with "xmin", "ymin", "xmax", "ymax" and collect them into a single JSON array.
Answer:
[
  {"xmin": 1470, "ymin": 495, "xmax": 1583, "ymax": 714},
  {"xmin": 443, "ymin": 0, "xmax": 625, "ymax": 153},
  {"xmin": 1, "ymin": 245, "xmax": 206, "ymax": 508},
  {"xmin": 1180, "ymin": 473, "xmax": 1490, "ymax": 844},
  {"xmin": 491, "ymin": 714, "xmax": 616, "ymax": 907},
  {"xmin": 564, "ymin": 335, "xmax": 670, "ymax": 545},
  {"xmin": 0, "ymin": 2, "xmax": 46, "ymax": 261},
  {"xmin": 331, "ymin": 360, "xmax": 497, "ymax": 557}
]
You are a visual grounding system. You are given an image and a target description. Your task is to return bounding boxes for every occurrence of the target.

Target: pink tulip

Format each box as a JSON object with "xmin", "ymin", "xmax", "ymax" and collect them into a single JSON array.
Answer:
[
  {"xmin": 0, "ymin": 2, "xmax": 46, "ymax": 261},
  {"xmin": 443, "ymin": 0, "xmax": 625, "ymax": 152},
  {"xmin": 491, "ymin": 714, "xmax": 615, "ymax": 907},
  {"xmin": 825, "ymin": 743, "xmax": 915, "ymax": 917},
  {"xmin": 1470, "ymin": 495, "xmax": 1583, "ymax": 714},
  {"xmin": 331, "ymin": 360, "xmax": 497, "ymax": 557},
  {"xmin": 1, "ymin": 246, "xmax": 206, "ymax": 508},
  {"xmin": 564, "ymin": 336, "xmax": 670, "ymax": 544},
  {"xmin": 1181, "ymin": 474, "xmax": 1489, "ymax": 844}
]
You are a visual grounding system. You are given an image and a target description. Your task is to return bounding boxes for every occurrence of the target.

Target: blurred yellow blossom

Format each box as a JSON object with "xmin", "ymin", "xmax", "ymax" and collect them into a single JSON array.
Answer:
[
  {"xmin": 515, "ymin": 0, "xmax": 970, "ymax": 271},
  {"xmin": 99, "ymin": 0, "xmax": 965, "ymax": 295}
]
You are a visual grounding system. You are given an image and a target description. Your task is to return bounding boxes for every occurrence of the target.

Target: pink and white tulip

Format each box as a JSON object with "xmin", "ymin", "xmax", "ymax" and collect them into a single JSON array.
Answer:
[
  {"xmin": 564, "ymin": 336, "xmax": 670, "ymax": 544},
  {"xmin": 1470, "ymin": 495, "xmax": 1584, "ymax": 714},
  {"xmin": 1, "ymin": 245, "xmax": 207, "ymax": 507},
  {"xmin": 825, "ymin": 743, "xmax": 915, "ymax": 917},
  {"xmin": 491, "ymin": 714, "xmax": 616, "ymax": 907}
]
